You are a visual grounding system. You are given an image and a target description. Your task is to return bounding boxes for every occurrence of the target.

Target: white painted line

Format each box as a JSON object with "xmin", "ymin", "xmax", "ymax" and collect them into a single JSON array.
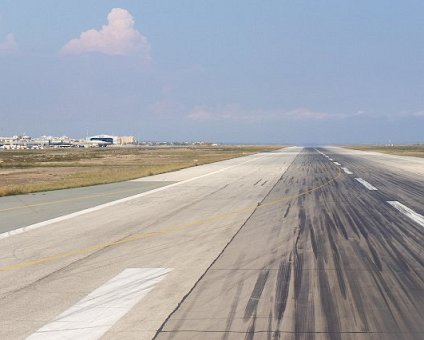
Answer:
[
  {"xmin": 342, "ymin": 167, "xmax": 353, "ymax": 175},
  {"xmin": 333, "ymin": 162, "xmax": 341, "ymax": 166},
  {"xmin": 26, "ymin": 268, "xmax": 172, "ymax": 340},
  {"xmin": 0, "ymin": 152, "xmax": 274, "ymax": 240},
  {"xmin": 387, "ymin": 201, "xmax": 424, "ymax": 228},
  {"xmin": 314, "ymin": 149, "xmax": 324, "ymax": 156},
  {"xmin": 355, "ymin": 178, "xmax": 378, "ymax": 191},
  {"xmin": 328, "ymin": 158, "xmax": 334, "ymax": 161},
  {"xmin": 314, "ymin": 148, "xmax": 326, "ymax": 155}
]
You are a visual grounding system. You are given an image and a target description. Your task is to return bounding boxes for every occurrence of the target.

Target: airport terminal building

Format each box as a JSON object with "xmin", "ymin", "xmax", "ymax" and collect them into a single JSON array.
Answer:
[
  {"xmin": 88, "ymin": 135, "xmax": 137, "ymax": 145},
  {"xmin": 89, "ymin": 134, "xmax": 118, "ymax": 145}
]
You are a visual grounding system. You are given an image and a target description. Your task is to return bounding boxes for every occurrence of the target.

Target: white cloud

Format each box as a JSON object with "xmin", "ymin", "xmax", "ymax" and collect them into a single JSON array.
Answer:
[
  {"xmin": 282, "ymin": 108, "xmax": 336, "ymax": 120},
  {"xmin": 0, "ymin": 33, "xmax": 17, "ymax": 54},
  {"xmin": 412, "ymin": 111, "xmax": 424, "ymax": 118},
  {"xmin": 187, "ymin": 105, "xmax": 343, "ymax": 122},
  {"xmin": 61, "ymin": 8, "xmax": 151, "ymax": 59},
  {"xmin": 395, "ymin": 110, "xmax": 424, "ymax": 119}
]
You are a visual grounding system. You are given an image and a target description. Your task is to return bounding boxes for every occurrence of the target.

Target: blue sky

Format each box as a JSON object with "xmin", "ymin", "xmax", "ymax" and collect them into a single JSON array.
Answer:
[{"xmin": 0, "ymin": 1, "xmax": 423, "ymax": 144}]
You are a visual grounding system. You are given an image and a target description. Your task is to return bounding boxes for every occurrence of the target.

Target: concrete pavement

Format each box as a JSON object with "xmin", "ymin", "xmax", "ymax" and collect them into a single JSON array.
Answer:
[
  {"xmin": 0, "ymin": 146, "xmax": 423, "ymax": 339},
  {"xmin": 0, "ymin": 181, "xmax": 174, "ymax": 235},
  {"xmin": 0, "ymin": 147, "xmax": 300, "ymax": 339}
]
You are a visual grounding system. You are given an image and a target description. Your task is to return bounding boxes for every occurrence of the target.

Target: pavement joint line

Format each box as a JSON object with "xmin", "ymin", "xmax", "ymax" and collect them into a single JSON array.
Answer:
[
  {"xmin": 387, "ymin": 201, "xmax": 424, "ymax": 228},
  {"xmin": 153, "ymin": 162, "xmax": 292, "ymax": 339},
  {"xmin": 0, "ymin": 155, "xmax": 343, "ymax": 273},
  {"xmin": 355, "ymin": 178, "xmax": 378, "ymax": 191},
  {"xmin": 209, "ymin": 267, "xmax": 424, "ymax": 272},
  {"xmin": 0, "ymin": 153, "xmax": 271, "ymax": 241},
  {"xmin": 158, "ymin": 330, "xmax": 424, "ymax": 335}
]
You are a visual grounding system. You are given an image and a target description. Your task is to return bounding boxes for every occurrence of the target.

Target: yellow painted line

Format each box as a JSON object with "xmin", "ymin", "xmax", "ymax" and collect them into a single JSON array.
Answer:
[
  {"xmin": 0, "ymin": 185, "xmax": 167, "ymax": 213},
  {"xmin": 0, "ymin": 166, "xmax": 343, "ymax": 272}
]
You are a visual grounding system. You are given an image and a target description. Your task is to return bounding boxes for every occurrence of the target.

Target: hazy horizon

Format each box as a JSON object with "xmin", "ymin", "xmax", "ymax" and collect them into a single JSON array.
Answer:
[{"xmin": 1, "ymin": 1, "xmax": 423, "ymax": 144}]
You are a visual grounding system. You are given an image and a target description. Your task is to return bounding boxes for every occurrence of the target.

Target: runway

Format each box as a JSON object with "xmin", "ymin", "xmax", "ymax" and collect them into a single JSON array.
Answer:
[
  {"xmin": 156, "ymin": 147, "xmax": 424, "ymax": 340},
  {"xmin": 0, "ymin": 147, "xmax": 423, "ymax": 339}
]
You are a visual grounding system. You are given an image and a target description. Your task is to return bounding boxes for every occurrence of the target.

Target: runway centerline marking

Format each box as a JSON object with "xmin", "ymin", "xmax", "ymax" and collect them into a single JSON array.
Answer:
[
  {"xmin": 0, "ymin": 154, "xmax": 343, "ymax": 273},
  {"xmin": 26, "ymin": 268, "xmax": 172, "ymax": 340},
  {"xmin": 355, "ymin": 178, "xmax": 378, "ymax": 191},
  {"xmin": 342, "ymin": 167, "xmax": 353, "ymax": 174},
  {"xmin": 333, "ymin": 162, "xmax": 341, "ymax": 166},
  {"xmin": 387, "ymin": 201, "xmax": 424, "ymax": 228}
]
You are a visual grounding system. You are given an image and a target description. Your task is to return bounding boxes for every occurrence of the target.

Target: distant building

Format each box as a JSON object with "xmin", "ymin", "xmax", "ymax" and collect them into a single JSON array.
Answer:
[
  {"xmin": 0, "ymin": 135, "xmax": 33, "ymax": 149},
  {"xmin": 89, "ymin": 134, "xmax": 118, "ymax": 145},
  {"xmin": 88, "ymin": 135, "xmax": 137, "ymax": 145},
  {"xmin": 118, "ymin": 136, "xmax": 137, "ymax": 145},
  {"xmin": 0, "ymin": 134, "xmax": 139, "ymax": 149},
  {"xmin": 0, "ymin": 136, "xmax": 17, "ymax": 144}
]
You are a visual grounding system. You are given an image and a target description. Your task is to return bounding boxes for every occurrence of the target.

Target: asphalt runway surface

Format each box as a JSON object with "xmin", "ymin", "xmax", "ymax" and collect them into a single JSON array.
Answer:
[{"xmin": 0, "ymin": 147, "xmax": 423, "ymax": 339}]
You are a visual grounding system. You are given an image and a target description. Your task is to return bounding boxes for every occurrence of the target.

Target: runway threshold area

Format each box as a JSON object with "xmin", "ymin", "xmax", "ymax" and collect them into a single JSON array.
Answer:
[{"xmin": 156, "ymin": 148, "xmax": 424, "ymax": 340}]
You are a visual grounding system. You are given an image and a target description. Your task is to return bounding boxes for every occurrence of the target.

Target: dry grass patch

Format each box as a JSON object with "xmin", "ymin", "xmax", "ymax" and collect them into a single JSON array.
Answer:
[
  {"xmin": 0, "ymin": 145, "xmax": 282, "ymax": 196},
  {"xmin": 345, "ymin": 145, "xmax": 424, "ymax": 158}
]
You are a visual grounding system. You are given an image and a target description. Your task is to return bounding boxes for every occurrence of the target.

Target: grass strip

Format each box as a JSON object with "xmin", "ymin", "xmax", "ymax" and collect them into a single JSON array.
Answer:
[{"xmin": 344, "ymin": 145, "xmax": 424, "ymax": 158}]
